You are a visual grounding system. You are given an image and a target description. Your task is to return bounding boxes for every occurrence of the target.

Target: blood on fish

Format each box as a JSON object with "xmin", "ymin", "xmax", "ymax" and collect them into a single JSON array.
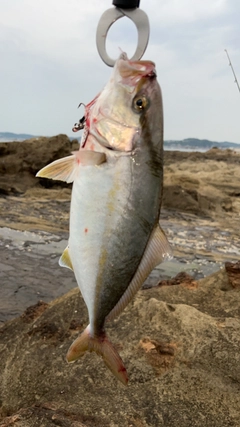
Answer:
[
  {"xmin": 84, "ymin": 228, "xmax": 88, "ymax": 233},
  {"xmin": 118, "ymin": 366, "xmax": 127, "ymax": 373}
]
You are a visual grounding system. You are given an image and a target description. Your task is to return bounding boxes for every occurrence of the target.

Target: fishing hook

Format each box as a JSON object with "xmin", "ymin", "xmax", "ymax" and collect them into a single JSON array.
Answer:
[{"xmin": 72, "ymin": 115, "xmax": 86, "ymax": 132}]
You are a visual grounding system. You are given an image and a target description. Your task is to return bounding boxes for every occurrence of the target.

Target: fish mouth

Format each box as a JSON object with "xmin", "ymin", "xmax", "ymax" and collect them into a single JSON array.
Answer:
[
  {"xmin": 146, "ymin": 69, "xmax": 157, "ymax": 78},
  {"xmin": 118, "ymin": 57, "xmax": 156, "ymax": 86}
]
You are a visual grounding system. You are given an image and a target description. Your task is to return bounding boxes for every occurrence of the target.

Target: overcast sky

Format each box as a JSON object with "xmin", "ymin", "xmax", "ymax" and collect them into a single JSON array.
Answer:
[{"xmin": 0, "ymin": 0, "xmax": 240, "ymax": 142}]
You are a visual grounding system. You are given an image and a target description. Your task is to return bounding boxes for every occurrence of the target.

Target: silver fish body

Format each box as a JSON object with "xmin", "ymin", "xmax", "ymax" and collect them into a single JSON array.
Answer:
[{"xmin": 37, "ymin": 54, "xmax": 171, "ymax": 384}]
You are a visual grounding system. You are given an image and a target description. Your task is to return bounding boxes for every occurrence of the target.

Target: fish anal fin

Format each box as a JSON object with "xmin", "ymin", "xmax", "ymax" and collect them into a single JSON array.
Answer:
[
  {"xmin": 66, "ymin": 325, "xmax": 128, "ymax": 385},
  {"xmin": 151, "ymin": 225, "xmax": 172, "ymax": 264},
  {"xmin": 59, "ymin": 246, "xmax": 73, "ymax": 271},
  {"xmin": 107, "ymin": 225, "xmax": 172, "ymax": 321},
  {"xmin": 36, "ymin": 150, "xmax": 106, "ymax": 183}
]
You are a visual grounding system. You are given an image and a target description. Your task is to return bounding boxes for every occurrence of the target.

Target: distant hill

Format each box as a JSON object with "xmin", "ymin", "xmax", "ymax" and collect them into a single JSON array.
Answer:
[
  {"xmin": 1, "ymin": 132, "xmax": 240, "ymax": 150},
  {"xmin": 0, "ymin": 132, "xmax": 78, "ymax": 142},
  {"xmin": 0, "ymin": 132, "xmax": 38, "ymax": 142},
  {"xmin": 165, "ymin": 138, "xmax": 240, "ymax": 150}
]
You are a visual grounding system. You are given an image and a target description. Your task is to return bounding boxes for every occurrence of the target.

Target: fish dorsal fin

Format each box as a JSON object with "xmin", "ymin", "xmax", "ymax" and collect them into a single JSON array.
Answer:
[
  {"xmin": 36, "ymin": 150, "xmax": 106, "ymax": 183},
  {"xmin": 59, "ymin": 246, "xmax": 74, "ymax": 271},
  {"xmin": 107, "ymin": 225, "xmax": 172, "ymax": 322}
]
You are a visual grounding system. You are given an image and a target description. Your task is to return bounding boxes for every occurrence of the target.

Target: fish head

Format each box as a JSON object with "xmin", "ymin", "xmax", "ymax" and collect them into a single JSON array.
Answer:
[{"xmin": 88, "ymin": 53, "xmax": 163, "ymax": 153}]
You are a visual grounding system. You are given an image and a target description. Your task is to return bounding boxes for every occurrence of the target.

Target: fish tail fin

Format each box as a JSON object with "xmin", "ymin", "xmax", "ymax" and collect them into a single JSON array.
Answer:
[{"xmin": 66, "ymin": 325, "xmax": 128, "ymax": 386}]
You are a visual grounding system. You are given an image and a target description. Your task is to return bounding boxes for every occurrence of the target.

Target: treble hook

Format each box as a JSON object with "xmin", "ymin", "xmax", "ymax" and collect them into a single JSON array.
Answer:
[{"xmin": 96, "ymin": 0, "xmax": 150, "ymax": 67}]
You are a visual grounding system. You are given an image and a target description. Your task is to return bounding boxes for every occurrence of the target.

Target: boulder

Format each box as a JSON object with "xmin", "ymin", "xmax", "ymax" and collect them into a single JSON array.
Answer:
[
  {"xmin": 1, "ymin": 268, "xmax": 240, "ymax": 426},
  {"xmin": 0, "ymin": 135, "xmax": 79, "ymax": 194},
  {"xmin": 163, "ymin": 149, "xmax": 240, "ymax": 217}
]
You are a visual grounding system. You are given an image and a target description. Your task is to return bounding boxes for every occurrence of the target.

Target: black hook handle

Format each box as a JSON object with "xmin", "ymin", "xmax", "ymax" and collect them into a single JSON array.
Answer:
[{"xmin": 112, "ymin": 0, "xmax": 140, "ymax": 8}]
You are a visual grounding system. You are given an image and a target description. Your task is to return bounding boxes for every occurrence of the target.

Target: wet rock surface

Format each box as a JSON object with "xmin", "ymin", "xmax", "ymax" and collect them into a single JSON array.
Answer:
[
  {"xmin": 1, "ymin": 207, "xmax": 239, "ymax": 326},
  {"xmin": 0, "ymin": 137, "xmax": 240, "ymax": 426}
]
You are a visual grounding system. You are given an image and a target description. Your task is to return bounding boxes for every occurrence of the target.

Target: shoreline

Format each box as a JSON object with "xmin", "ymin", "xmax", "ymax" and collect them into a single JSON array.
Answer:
[{"xmin": 0, "ymin": 135, "xmax": 240, "ymax": 323}]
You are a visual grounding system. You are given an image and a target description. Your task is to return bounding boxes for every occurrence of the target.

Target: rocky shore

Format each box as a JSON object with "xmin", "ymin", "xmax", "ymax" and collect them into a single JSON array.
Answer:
[
  {"xmin": 1, "ymin": 135, "xmax": 240, "ymax": 229},
  {"xmin": 0, "ymin": 135, "xmax": 240, "ymax": 426}
]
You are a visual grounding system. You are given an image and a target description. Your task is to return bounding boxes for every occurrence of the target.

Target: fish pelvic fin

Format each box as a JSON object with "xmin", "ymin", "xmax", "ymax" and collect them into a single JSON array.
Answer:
[
  {"xmin": 36, "ymin": 150, "xmax": 106, "ymax": 183},
  {"xmin": 107, "ymin": 224, "xmax": 172, "ymax": 322},
  {"xmin": 59, "ymin": 246, "xmax": 73, "ymax": 271},
  {"xmin": 66, "ymin": 325, "xmax": 128, "ymax": 386}
]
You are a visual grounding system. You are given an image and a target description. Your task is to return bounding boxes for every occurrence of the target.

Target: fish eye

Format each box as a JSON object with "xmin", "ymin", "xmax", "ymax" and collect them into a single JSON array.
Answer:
[{"xmin": 132, "ymin": 95, "xmax": 149, "ymax": 113}]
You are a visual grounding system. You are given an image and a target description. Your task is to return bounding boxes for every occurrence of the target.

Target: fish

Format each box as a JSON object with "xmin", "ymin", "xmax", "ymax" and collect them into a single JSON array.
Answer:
[{"xmin": 36, "ymin": 53, "xmax": 171, "ymax": 385}]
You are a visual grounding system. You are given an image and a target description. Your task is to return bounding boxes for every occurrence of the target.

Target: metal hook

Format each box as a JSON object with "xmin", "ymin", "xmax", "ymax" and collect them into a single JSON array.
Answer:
[{"xmin": 96, "ymin": 7, "xmax": 150, "ymax": 67}]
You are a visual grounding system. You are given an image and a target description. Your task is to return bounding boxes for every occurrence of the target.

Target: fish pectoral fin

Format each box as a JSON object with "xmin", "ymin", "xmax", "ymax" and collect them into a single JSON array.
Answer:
[
  {"xmin": 36, "ymin": 155, "xmax": 76, "ymax": 183},
  {"xmin": 59, "ymin": 246, "xmax": 73, "ymax": 271},
  {"xmin": 107, "ymin": 225, "xmax": 172, "ymax": 322},
  {"xmin": 66, "ymin": 325, "xmax": 128, "ymax": 386},
  {"xmin": 36, "ymin": 150, "xmax": 106, "ymax": 183}
]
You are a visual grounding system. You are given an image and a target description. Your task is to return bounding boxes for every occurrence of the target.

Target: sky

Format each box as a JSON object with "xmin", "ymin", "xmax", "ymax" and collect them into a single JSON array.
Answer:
[{"xmin": 0, "ymin": 0, "xmax": 240, "ymax": 143}]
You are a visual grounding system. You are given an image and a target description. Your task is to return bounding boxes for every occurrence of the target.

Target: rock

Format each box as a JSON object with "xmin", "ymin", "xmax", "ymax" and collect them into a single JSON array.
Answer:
[
  {"xmin": 1, "ymin": 136, "xmax": 240, "ymax": 218},
  {"xmin": 163, "ymin": 149, "xmax": 240, "ymax": 217},
  {"xmin": 0, "ymin": 404, "xmax": 88, "ymax": 427},
  {"xmin": 0, "ymin": 135, "xmax": 79, "ymax": 194},
  {"xmin": 157, "ymin": 271, "xmax": 197, "ymax": 289},
  {"xmin": 225, "ymin": 261, "xmax": 240, "ymax": 288},
  {"xmin": 1, "ymin": 269, "xmax": 240, "ymax": 426},
  {"xmin": 1, "ymin": 137, "xmax": 240, "ymax": 425},
  {"xmin": 0, "ymin": 137, "xmax": 239, "ymax": 210}
]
